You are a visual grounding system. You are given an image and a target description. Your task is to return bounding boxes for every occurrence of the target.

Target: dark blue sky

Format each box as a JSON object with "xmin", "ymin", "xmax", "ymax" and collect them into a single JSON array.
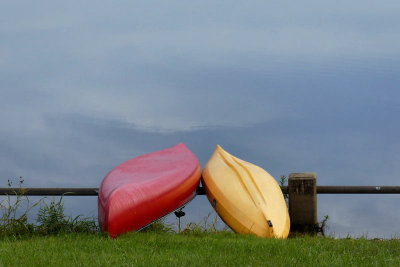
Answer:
[{"xmin": 1, "ymin": 1, "xmax": 399, "ymax": 237}]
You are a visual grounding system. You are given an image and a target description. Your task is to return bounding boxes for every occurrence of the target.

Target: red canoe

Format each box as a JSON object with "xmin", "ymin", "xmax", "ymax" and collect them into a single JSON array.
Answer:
[{"xmin": 98, "ymin": 143, "xmax": 201, "ymax": 238}]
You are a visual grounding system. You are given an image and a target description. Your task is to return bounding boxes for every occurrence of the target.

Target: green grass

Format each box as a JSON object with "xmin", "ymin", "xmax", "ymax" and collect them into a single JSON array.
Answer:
[{"xmin": 0, "ymin": 232, "xmax": 399, "ymax": 266}]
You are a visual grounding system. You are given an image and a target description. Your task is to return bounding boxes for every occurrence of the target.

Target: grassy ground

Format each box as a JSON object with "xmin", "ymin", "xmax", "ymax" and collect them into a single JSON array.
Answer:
[{"xmin": 0, "ymin": 232, "xmax": 399, "ymax": 266}]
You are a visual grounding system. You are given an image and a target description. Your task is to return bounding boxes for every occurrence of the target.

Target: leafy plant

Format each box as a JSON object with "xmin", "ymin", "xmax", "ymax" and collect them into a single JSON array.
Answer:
[
  {"xmin": 140, "ymin": 218, "xmax": 175, "ymax": 233},
  {"xmin": 0, "ymin": 177, "xmax": 98, "ymax": 238},
  {"xmin": 0, "ymin": 177, "xmax": 40, "ymax": 237},
  {"xmin": 279, "ymin": 175, "xmax": 288, "ymax": 204},
  {"xmin": 37, "ymin": 197, "xmax": 65, "ymax": 232},
  {"xmin": 316, "ymin": 215, "xmax": 329, "ymax": 237},
  {"xmin": 181, "ymin": 213, "xmax": 230, "ymax": 235},
  {"xmin": 36, "ymin": 197, "xmax": 98, "ymax": 235}
]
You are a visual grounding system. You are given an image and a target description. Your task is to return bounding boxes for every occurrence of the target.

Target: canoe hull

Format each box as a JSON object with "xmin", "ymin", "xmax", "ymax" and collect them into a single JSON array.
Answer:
[
  {"xmin": 98, "ymin": 143, "xmax": 201, "ymax": 238},
  {"xmin": 202, "ymin": 145, "xmax": 290, "ymax": 239}
]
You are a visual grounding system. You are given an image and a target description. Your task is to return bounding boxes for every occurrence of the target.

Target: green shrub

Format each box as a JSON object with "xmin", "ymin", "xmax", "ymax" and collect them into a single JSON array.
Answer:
[
  {"xmin": 140, "ymin": 218, "xmax": 175, "ymax": 234},
  {"xmin": 0, "ymin": 177, "xmax": 38, "ymax": 237},
  {"xmin": 0, "ymin": 177, "xmax": 99, "ymax": 238},
  {"xmin": 36, "ymin": 197, "xmax": 98, "ymax": 235},
  {"xmin": 180, "ymin": 213, "xmax": 230, "ymax": 235}
]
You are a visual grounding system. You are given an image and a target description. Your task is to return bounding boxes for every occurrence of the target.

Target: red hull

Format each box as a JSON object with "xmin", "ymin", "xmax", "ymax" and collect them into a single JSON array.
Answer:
[{"xmin": 98, "ymin": 143, "xmax": 201, "ymax": 238}]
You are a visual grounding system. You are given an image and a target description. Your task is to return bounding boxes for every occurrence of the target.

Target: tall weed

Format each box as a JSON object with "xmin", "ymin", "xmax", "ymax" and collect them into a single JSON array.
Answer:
[
  {"xmin": 140, "ymin": 218, "xmax": 175, "ymax": 233},
  {"xmin": 181, "ymin": 213, "xmax": 230, "ymax": 235},
  {"xmin": 0, "ymin": 177, "xmax": 98, "ymax": 238},
  {"xmin": 36, "ymin": 197, "xmax": 98, "ymax": 235},
  {"xmin": 0, "ymin": 177, "xmax": 39, "ymax": 237}
]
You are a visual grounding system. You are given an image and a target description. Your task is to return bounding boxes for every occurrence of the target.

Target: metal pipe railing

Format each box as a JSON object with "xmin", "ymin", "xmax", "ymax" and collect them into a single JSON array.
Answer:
[
  {"xmin": 1, "ymin": 186, "xmax": 399, "ymax": 196},
  {"xmin": 0, "ymin": 188, "xmax": 98, "ymax": 196}
]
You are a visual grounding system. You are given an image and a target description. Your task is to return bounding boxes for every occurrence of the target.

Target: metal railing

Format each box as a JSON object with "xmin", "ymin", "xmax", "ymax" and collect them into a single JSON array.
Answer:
[
  {"xmin": 1, "ymin": 186, "xmax": 399, "ymax": 196},
  {"xmin": 0, "ymin": 188, "xmax": 99, "ymax": 196}
]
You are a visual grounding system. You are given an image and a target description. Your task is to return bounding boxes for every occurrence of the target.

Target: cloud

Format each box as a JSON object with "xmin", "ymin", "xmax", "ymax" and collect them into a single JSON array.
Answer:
[
  {"xmin": 319, "ymin": 195, "xmax": 400, "ymax": 238},
  {"xmin": 1, "ymin": 0, "xmax": 400, "ymax": 134}
]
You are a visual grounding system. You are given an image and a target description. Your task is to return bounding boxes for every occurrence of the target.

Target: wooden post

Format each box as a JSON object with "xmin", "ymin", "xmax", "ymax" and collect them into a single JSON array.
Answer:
[{"xmin": 288, "ymin": 172, "xmax": 318, "ymax": 234}]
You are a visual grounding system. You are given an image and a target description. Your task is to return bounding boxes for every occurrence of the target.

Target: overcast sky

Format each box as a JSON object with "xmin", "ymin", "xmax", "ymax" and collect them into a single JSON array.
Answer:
[{"xmin": 1, "ymin": 1, "xmax": 399, "ymax": 238}]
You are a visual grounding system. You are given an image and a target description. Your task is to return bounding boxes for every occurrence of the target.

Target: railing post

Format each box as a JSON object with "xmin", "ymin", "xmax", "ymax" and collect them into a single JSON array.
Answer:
[{"xmin": 288, "ymin": 172, "xmax": 318, "ymax": 234}]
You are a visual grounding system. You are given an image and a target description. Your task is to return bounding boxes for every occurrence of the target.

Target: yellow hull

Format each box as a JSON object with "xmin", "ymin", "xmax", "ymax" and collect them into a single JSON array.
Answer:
[{"xmin": 202, "ymin": 145, "xmax": 290, "ymax": 239}]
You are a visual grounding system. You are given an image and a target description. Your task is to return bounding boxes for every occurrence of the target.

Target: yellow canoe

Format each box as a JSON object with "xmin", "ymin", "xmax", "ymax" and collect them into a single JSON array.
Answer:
[{"xmin": 202, "ymin": 145, "xmax": 290, "ymax": 238}]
